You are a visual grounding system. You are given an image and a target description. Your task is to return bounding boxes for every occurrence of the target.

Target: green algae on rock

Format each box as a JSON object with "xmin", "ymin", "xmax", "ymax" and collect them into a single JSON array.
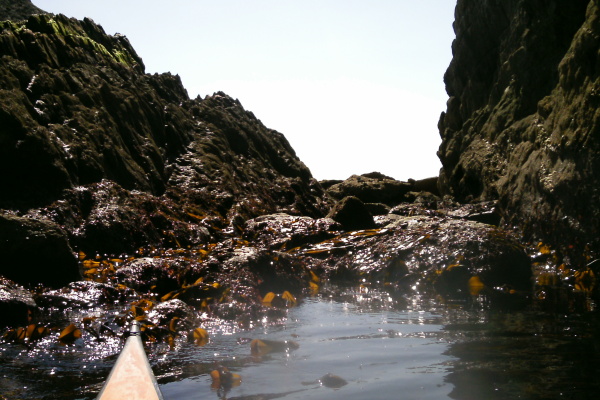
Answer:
[{"xmin": 0, "ymin": 11, "xmax": 331, "ymax": 261}]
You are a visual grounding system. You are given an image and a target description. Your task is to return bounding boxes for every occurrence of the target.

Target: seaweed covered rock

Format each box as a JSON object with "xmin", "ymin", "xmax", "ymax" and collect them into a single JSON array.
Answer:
[
  {"xmin": 114, "ymin": 257, "xmax": 188, "ymax": 296},
  {"xmin": 38, "ymin": 180, "xmax": 212, "ymax": 254},
  {"xmin": 0, "ymin": 13, "xmax": 331, "ymax": 255},
  {"xmin": 295, "ymin": 210, "xmax": 532, "ymax": 298},
  {"xmin": 35, "ymin": 281, "xmax": 122, "ymax": 310},
  {"xmin": 209, "ymin": 246, "xmax": 310, "ymax": 298},
  {"xmin": 243, "ymin": 213, "xmax": 341, "ymax": 250},
  {"xmin": 438, "ymin": 0, "xmax": 600, "ymax": 259}
]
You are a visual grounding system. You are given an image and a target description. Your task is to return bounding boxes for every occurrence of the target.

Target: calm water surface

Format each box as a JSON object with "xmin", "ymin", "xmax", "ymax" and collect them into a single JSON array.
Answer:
[
  {"xmin": 1, "ymin": 287, "xmax": 600, "ymax": 399},
  {"xmin": 160, "ymin": 294, "xmax": 452, "ymax": 400}
]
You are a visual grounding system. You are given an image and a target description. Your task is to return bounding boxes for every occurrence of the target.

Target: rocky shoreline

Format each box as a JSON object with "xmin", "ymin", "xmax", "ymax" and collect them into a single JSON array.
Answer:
[{"xmin": 1, "ymin": 0, "xmax": 599, "ymax": 351}]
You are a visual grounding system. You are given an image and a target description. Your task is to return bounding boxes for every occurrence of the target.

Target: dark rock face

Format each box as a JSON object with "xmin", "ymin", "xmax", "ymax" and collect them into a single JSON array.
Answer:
[
  {"xmin": 0, "ymin": 14, "xmax": 331, "ymax": 258},
  {"xmin": 438, "ymin": 0, "xmax": 600, "ymax": 257},
  {"xmin": 326, "ymin": 196, "xmax": 376, "ymax": 231},
  {"xmin": 325, "ymin": 173, "xmax": 416, "ymax": 206},
  {"xmin": 0, "ymin": 277, "xmax": 36, "ymax": 327},
  {"xmin": 0, "ymin": 213, "xmax": 79, "ymax": 288},
  {"xmin": 0, "ymin": 0, "xmax": 45, "ymax": 21}
]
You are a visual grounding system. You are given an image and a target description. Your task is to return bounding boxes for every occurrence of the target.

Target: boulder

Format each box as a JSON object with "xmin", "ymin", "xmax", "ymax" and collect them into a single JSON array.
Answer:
[
  {"xmin": 0, "ymin": 213, "xmax": 79, "ymax": 288},
  {"xmin": 326, "ymin": 173, "xmax": 413, "ymax": 206},
  {"xmin": 114, "ymin": 257, "xmax": 185, "ymax": 296},
  {"xmin": 243, "ymin": 213, "xmax": 341, "ymax": 250},
  {"xmin": 364, "ymin": 203, "xmax": 391, "ymax": 216},
  {"xmin": 146, "ymin": 299, "xmax": 199, "ymax": 331},
  {"xmin": 327, "ymin": 196, "xmax": 376, "ymax": 231},
  {"xmin": 410, "ymin": 176, "xmax": 440, "ymax": 196}
]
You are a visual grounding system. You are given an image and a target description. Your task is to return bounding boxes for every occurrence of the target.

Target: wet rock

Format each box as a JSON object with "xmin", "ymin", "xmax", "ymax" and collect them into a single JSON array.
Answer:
[
  {"xmin": 389, "ymin": 202, "xmax": 441, "ymax": 218},
  {"xmin": 243, "ymin": 213, "xmax": 341, "ymax": 250},
  {"xmin": 446, "ymin": 201, "xmax": 502, "ymax": 226},
  {"xmin": 438, "ymin": 0, "xmax": 600, "ymax": 258},
  {"xmin": 327, "ymin": 196, "xmax": 376, "ymax": 231},
  {"xmin": 115, "ymin": 257, "xmax": 183, "ymax": 295},
  {"xmin": 0, "ymin": 277, "xmax": 35, "ymax": 327},
  {"xmin": 296, "ymin": 211, "xmax": 532, "ymax": 297},
  {"xmin": 0, "ymin": 213, "xmax": 79, "ymax": 288},
  {"xmin": 35, "ymin": 281, "xmax": 121, "ymax": 309},
  {"xmin": 326, "ymin": 173, "xmax": 412, "ymax": 206},
  {"xmin": 146, "ymin": 299, "xmax": 198, "ymax": 331}
]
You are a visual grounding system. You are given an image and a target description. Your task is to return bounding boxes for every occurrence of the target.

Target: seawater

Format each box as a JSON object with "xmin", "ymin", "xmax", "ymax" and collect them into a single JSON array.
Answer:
[
  {"xmin": 160, "ymin": 295, "xmax": 452, "ymax": 400},
  {"xmin": 1, "ymin": 287, "xmax": 600, "ymax": 399}
]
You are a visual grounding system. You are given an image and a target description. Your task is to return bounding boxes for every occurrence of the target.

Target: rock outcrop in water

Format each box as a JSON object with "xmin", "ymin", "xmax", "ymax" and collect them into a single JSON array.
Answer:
[{"xmin": 438, "ymin": 0, "xmax": 600, "ymax": 259}]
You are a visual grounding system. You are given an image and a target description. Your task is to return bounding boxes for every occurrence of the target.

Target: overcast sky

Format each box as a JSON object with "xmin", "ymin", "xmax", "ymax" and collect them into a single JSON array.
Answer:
[{"xmin": 34, "ymin": 0, "xmax": 456, "ymax": 181}]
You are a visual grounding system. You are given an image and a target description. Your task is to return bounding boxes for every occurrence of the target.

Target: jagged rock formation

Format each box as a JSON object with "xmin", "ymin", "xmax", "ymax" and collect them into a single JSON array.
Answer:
[
  {"xmin": 0, "ymin": 0, "xmax": 44, "ymax": 21},
  {"xmin": 0, "ymin": 13, "xmax": 331, "ymax": 269},
  {"xmin": 438, "ymin": 0, "xmax": 600, "ymax": 258}
]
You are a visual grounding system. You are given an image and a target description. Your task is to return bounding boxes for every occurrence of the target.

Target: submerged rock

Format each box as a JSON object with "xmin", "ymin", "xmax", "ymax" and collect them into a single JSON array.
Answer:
[{"xmin": 318, "ymin": 373, "xmax": 348, "ymax": 389}]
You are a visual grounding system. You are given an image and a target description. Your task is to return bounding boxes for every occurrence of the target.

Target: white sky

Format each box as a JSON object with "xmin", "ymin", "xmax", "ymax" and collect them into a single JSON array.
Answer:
[{"xmin": 34, "ymin": 0, "xmax": 456, "ymax": 181}]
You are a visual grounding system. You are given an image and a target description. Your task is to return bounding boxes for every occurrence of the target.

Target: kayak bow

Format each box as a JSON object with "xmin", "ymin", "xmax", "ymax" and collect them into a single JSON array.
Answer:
[{"xmin": 96, "ymin": 321, "xmax": 164, "ymax": 400}]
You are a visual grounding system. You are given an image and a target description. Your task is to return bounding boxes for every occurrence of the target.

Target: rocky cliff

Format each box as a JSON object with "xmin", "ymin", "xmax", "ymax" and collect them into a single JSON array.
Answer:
[
  {"xmin": 438, "ymin": 0, "xmax": 600, "ymax": 259},
  {"xmin": 0, "ymin": 11, "xmax": 330, "ymax": 284},
  {"xmin": 0, "ymin": 0, "xmax": 43, "ymax": 21}
]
